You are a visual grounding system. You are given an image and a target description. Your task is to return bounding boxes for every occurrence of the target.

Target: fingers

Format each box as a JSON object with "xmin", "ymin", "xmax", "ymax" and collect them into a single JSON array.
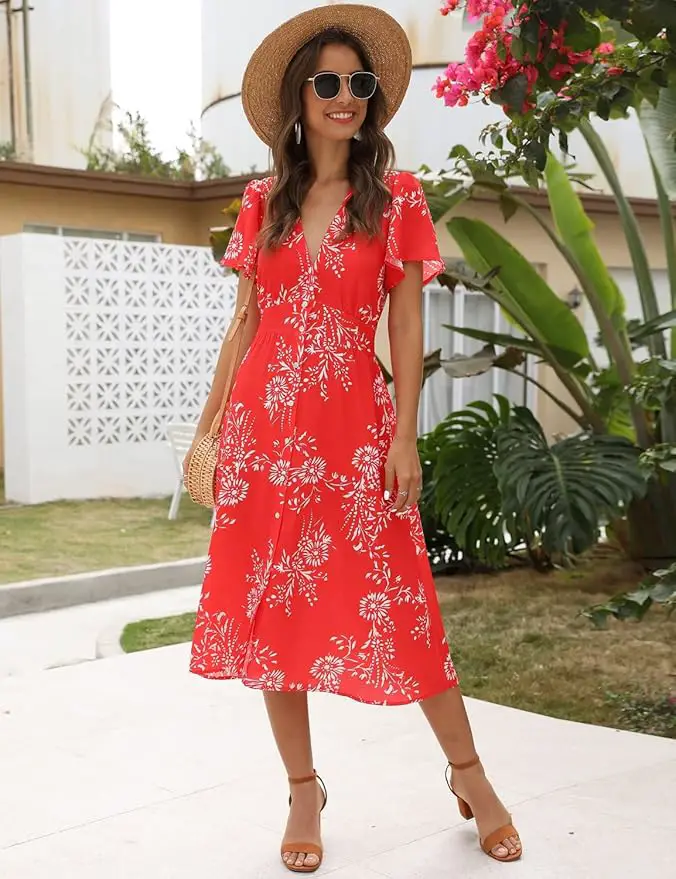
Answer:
[
  {"xmin": 392, "ymin": 475, "xmax": 411, "ymax": 512},
  {"xmin": 383, "ymin": 462, "xmax": 395, "ymax": 502},
  {"xmin": 391, "ymin": 471, "xmax": 422, "ymax": 513}
]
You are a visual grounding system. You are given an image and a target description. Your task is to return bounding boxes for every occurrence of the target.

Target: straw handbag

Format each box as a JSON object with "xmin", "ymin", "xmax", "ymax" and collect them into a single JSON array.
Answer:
[{"xmin": 184, "ymin": 284, "xmax": 254, "ymax": 507}]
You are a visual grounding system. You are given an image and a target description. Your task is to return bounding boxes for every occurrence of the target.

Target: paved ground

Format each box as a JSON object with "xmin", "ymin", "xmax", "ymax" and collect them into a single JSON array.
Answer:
[
  {"xmin": 0, "ymin": 585, "xmax": 200, "ymax": 677},
  {"xmin": 1, "ymin": 644, "xmax": 674, "ymax": 878}
]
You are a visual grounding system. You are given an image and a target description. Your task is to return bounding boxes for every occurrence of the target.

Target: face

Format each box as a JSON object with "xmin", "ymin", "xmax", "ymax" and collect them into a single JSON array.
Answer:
[{"xmin": 301, "ymin": 43, "xmax": 370, "ymax": 142}]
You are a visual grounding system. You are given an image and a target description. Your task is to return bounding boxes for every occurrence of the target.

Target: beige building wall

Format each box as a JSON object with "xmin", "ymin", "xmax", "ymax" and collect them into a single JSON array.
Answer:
[{"xmin": 0, "ymin": 162, "xmax": 669, "ymax": 469}]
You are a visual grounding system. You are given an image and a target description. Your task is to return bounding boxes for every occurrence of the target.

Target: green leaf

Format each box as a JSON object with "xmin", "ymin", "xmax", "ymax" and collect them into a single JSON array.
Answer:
[
  {"xmin": 441, "ymin": 345, "xmax": 525, "ymax": 379},
  {"xmin": 496, "ymin": 73, "xmax": 529, "ymax": 113},
  {"xmin": 447, "ymin": 216, "xmax": 591, "ymax": 367},
  {"xmin": 209, "ymin": 227, "xmax": 233, "ymax": 264},
  {"xmin": 544, "ymin": 153, "xmax": 625, "ymax": 321},
  {"xmin": 630, "ymin": 309, "xmax": 676, "ymax": 342},
  {"xmin": 442, "ymin": 324, "xmax": 587, "ymax": 371},
  {"xmin": 498, "ymin": 192, "xmax": 518, "ymax": 223},
  {"xmin": 579, "ymin": 119, "xmax": 665, "ymax": 357},
  {"xmin": 565, "ymin": 13, "xmax": 602, "ymax": 52},
  {"xmin": 495, "ymin": 415, "xmax": 645, "ymax": 558},
  {"xmin": 431, "ymin": 400, "xmax": 523, "ymax": 567}
]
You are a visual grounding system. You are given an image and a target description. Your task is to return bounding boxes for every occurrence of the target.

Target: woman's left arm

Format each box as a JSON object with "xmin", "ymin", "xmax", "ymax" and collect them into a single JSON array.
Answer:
[{"xmin": 385, "ymin": 261, "xmax": 424, "ymax": 513}]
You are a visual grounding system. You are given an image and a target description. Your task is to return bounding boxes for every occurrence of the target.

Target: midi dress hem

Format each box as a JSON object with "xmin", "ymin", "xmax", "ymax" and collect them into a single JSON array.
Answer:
[{"xmin": 189, "ymin": 667, "xmax": 458, "ymax": 707}]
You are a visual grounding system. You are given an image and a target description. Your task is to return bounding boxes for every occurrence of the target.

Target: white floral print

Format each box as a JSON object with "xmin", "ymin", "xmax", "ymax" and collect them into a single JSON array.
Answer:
[{"xmin": 191, "ymin": 172, "xmax": 458, "ymax": 705}]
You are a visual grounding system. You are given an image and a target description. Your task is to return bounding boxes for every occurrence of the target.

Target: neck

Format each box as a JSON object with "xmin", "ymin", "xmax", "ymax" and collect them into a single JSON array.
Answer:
[{"xmin": 305, "ymin": 133, "xmax": 351, "ymax": 185}]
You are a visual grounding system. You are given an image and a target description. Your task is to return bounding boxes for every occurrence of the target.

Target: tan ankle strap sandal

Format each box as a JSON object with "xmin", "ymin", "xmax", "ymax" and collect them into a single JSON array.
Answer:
[
  {"xmin": 281, "ymin": 771, "xmax": 328, "ymax": 874},
  {"xmin": 446, "ymin": 757, "xmax": 523, "ymax": 863}
]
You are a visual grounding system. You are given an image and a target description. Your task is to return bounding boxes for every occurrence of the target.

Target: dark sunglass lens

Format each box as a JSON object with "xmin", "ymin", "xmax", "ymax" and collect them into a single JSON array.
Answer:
[
  {"xmin": 350, "ymin": 72, "xmax": 377, "ymax": 99},
  {"xmin": 313, "ymin": 72, "xmax": 341, "ymax": 99}
]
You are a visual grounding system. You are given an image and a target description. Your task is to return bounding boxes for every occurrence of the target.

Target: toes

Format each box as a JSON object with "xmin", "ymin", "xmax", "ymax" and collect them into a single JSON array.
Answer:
[
  {"xmin": 492, "ymin": 836, "xmax": 521, "ymax": 858},
  {"xmin": 304, "ymin": 853, "xmax": 320, "ymax": 866},
  {"xmin": 294, "ymin": 853, "xmax": 306, "ymax": 868}
]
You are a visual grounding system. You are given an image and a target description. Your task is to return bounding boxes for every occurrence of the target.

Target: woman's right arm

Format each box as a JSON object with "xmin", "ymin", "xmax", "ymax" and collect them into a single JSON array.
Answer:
[{"xmin": 183, "ymin": 272, "xmax": 260, "ymax": 474}]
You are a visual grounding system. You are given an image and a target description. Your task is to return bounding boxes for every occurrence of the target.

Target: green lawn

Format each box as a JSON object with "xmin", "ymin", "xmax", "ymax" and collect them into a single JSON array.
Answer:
[
  {"xmin": 0, "ymin": 495, "xmax": 212, "ymax": 584},
  {"xmin": 121, "ymin": 548, "xmax": 675, "ymax": 738}
]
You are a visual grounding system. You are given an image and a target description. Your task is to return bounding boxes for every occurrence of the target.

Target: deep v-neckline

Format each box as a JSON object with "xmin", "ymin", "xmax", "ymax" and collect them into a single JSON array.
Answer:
[{"xmin": 299, "ymin": 189, "xmax": 352, "ymax": 270}]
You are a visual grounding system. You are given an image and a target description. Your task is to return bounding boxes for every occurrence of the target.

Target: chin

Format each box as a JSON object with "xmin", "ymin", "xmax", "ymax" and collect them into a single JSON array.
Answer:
[{"xmin": 325, "ymin": 128, "xmax": 359, "ymax": 143}]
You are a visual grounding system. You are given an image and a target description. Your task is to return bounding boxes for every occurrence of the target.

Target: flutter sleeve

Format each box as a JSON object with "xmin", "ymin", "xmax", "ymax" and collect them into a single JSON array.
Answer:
[
  {"xmin": 384, "ymin": 171, "xmax": 445, "ymax": 292},
  {"xmin": 219, "ymin": 178, "xmax": 269, "ymax": 279}
]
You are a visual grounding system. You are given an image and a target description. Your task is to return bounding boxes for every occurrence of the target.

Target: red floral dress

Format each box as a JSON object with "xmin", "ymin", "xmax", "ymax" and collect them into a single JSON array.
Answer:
[{"xmin": 190, "ymin": 171, "xmax": 458, "ymax": 705}]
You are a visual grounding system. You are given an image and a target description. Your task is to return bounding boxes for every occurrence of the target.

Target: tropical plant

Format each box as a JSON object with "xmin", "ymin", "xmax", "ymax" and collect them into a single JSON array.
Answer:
[
  {"xmin": 83, "ymin": 111, "xmax": 230, "ymax": 181},
  {"xmin": 582, "ymin": 560, "xmax": 676, "ymax": 626},
  {"xmin": 422, "ymin": 395, "xmax": 643, "ymax": 569},
  {"xmin": 416, "ymin": 429, "xmax": 466, "ymax": 574},
  {"xmin": 424, "ymin": 140, "xmax": 676, "ymax": 565}
]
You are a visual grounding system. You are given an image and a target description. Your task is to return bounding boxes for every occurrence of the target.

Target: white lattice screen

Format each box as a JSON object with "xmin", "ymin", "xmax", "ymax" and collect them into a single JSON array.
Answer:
[
  {"xmin": 62, "ymin": 239, "xmax": 232, "ymax": 447},
  {"xmin": 1, "ymin": 234, "xmax": 237, "ymax": 503}
]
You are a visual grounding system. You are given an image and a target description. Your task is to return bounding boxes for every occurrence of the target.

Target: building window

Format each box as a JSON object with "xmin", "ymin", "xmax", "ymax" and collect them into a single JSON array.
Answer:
[
  {"xmin": 418, "ymin": 283, "xmax": 534, "ymax": 434},
  {"xmin": 23, "ymin": 224, "xmax": 161, "ymax": 242}
]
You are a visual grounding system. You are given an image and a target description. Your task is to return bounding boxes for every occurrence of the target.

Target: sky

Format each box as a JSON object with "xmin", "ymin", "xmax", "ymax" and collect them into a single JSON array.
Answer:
[{"xmin": 110, "ymin": 0, "xmax": 202, "ymax": 157}]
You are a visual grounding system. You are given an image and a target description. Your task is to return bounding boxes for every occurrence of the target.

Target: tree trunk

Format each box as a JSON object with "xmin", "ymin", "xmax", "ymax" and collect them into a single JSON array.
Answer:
[{"xmin": 627, "ymin": 472, "xmax": 676, "ymax": 569}]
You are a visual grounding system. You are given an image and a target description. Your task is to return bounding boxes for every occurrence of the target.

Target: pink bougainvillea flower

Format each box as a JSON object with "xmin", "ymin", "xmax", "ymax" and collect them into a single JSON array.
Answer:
[
  {"xmin": 439, "ymin": 0, "xmax": 460, "ymax": 15},
  {"xmin": 433, "ymin": 1, "xmax": 619, "ymax": 113}
]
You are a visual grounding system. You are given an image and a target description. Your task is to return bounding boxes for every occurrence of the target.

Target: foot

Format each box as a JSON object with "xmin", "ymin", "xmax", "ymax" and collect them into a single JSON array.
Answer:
[
  {"xmin": 450, "ymin": 762, "xmax": 521, "ymax": 860},
  {"xmin": 282, "ymin": 778, "xmax": 324, "ymax": 870}
]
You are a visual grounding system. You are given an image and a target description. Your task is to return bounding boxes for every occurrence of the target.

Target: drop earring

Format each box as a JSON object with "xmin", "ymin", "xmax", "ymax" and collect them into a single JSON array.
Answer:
[
  {"xmin": 353, "ymin": 129, "xmax": 362, "ymax": 142},
  {"xmin": 295, "ymin": 120, "xmax": 302, "ymax": 145}
]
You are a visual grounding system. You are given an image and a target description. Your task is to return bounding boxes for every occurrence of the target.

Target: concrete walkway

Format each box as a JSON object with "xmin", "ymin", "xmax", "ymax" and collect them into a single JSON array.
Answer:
[
  {"xmin": 0, "ymin": 585, "xmax": 200, "ymax": 678},
  {"xmin": 1, "ymin": 645, "xmax": 674, "ymax": 877}
]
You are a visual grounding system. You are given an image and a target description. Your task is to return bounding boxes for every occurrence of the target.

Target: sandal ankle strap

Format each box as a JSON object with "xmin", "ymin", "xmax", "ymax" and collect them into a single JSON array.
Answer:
[
  {"xmin": 288, "ymin": 771, "xmax": 317, "ymax": 786},
  {"xmin": 449, "ymin": 755, "xmax": 481, "ymax": 771}
]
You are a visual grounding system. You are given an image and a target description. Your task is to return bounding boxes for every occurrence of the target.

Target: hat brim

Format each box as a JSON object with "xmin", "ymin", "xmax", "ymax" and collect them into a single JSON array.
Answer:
[{"xmin": 242, "ymin": 4, "xmax": 412, "ymax": 147}]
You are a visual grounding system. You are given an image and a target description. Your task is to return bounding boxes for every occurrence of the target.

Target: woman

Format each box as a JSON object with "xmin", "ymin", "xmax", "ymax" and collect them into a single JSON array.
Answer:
[{"xmin": 185, "ymin": 4, "xmax": 522, "ymax": 873}]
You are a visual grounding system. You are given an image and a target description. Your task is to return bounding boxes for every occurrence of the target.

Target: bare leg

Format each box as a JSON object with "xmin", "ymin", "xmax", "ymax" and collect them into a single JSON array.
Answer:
[
  {"xmin": 420, "ymin": 687, "xmax": 521, "ymax": 859},
  {"xmin": 264, "ymin": 691, "xmax": 325, "ymax": 870}
]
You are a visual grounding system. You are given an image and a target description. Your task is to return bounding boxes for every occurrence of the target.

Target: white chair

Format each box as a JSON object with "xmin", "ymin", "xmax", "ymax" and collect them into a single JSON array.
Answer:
[{"xmin": 166, "ymin": 422, "xmax": 198, "ymax": 520}]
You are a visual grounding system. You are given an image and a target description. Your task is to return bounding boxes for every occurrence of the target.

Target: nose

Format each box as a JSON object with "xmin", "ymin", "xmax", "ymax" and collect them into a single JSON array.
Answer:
[{"xmin": 336, "ymin": 75, "xmax": 352, "ymax": 104}]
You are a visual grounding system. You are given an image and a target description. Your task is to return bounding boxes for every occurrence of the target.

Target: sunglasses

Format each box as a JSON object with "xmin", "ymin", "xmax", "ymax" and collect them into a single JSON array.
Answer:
[{"xmin": 305, "ymin": 71, "xmax": 379, "ymax": 101}]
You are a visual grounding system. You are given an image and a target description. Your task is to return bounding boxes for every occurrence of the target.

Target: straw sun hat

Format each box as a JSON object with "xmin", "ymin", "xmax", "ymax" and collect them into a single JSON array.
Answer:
[{"xmin": 241, "ymin": 4, "xmax": 413, "ymax": 146}]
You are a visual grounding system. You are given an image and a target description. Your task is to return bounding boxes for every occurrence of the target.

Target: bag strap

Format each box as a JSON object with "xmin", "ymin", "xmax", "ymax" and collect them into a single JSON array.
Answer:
[{"xmin": 207, "ymin": 279, "xmax": 256, "ymax": 437}]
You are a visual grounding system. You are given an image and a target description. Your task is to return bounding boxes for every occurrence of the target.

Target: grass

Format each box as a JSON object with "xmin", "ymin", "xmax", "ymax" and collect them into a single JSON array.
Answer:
[
  {"xmin": 0, "ymin": 496, "xmax": 212, "ymax": 584},
  {"xmin": 121, "ymin": 547, "xmax": 675, "ymax": 738},
  {"xmin": 120, "ymin": 612, "xmax": 198, "ymax": 653}
]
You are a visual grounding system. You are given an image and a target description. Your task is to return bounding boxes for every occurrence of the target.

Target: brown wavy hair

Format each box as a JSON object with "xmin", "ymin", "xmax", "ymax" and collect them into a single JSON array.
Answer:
[{"xmin": 260, "ymin": 28, "xmax": 395, "ymax": 250}]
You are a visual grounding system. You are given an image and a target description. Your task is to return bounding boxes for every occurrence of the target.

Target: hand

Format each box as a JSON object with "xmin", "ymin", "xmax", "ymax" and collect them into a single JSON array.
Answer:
[{"xmin": 384, "ymin": 436, "xmax": 422, "ymax": 513}]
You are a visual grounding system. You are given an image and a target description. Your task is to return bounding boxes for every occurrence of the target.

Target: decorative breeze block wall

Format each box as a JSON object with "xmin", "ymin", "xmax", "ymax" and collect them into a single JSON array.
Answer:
[{"xmin": 1, "ymin": 234, "xmax": 237, "ymax": 504}]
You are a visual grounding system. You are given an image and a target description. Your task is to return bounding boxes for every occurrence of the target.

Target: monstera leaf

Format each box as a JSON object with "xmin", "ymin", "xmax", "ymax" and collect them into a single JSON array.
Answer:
[
  {"xmin": 430, "ymin": 396, "xmax": 524, "ymax": 568},
  {"xmin": 494, "ymin": 407, "xmax": 647, "ymax": 558}
]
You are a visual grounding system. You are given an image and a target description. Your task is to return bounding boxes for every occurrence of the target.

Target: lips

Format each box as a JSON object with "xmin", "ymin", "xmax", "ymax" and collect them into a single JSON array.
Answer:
[{"xmin": 326, "ymin": 111, "xmax": 357, "ymax": 124}]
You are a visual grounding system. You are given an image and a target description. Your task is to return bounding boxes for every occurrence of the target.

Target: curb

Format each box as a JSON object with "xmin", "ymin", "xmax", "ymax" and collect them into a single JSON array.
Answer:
[
  {"xmin": 0, "ymin": 556, "xmax": 207, "ymax": 619},
  {"xmin": 95, "ymin": 623, "xmax": 127, "ymax": 658}
]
